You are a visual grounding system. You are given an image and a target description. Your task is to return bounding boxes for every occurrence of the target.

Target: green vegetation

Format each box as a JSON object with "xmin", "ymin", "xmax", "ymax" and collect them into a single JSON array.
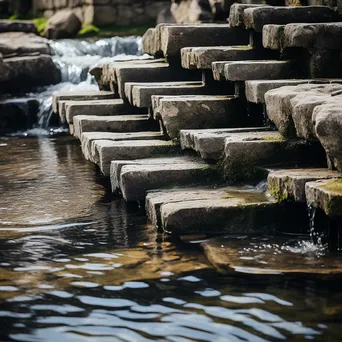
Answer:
[{"xmin": 33, "ymin": 17, "xmax": 47, "ymax": 35}]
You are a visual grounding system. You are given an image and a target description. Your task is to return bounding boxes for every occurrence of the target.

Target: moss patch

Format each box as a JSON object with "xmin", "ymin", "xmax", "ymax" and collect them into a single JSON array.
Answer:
[
  {"xmin": 321, "ymin": 179, "xmax": 342, "ymax": 194},
  {"xmin": 33, "ymin": 17, "xmax": 47, "ymax": 35}
]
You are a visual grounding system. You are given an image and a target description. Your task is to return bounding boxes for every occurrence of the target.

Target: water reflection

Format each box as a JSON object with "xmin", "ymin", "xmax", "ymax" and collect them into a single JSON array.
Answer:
[{"xmin": 0, "ymin": 137, "xmax": 341, "ymax": 341}]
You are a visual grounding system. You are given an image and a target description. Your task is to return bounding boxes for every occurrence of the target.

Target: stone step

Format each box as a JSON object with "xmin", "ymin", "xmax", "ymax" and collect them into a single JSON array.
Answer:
[
  {"xmin": 124, "ymin": 81, "xmax": 214, "ymax": 108},
  {"xmin": 306, "ymin": 179, "xmax": 342, "ymax": 217},
  {"xmin": 73, "ymin": 114, "xmax": 158, "ymax": 139},
  {"xmin": 180, "ymin": 127, "xmax": 272, "ymax": 161},
  {"xmin": 114, "ymin": 160, "xmax": 218, "ymax": 202},
  {"xmin": 159, "ymin": 190, "xmax": 286, "ymax": 235},
  {"xmin": 80, "ymin": 131, "xmax": 165, "ymax": 162},
  {"xmin": 89, "ymin": 58, "xmax": 165, "ymax": 91},
  {"xmin": 146, "ymin": 185, "xmax": 267, "ymax": 228},
  {"xmin": 222, "ymin": 134, "xmax": 326, "ymax": 183},
  {"xmin": 264, "ymin": 83, "xmax": 342, "ymax": 138},
  {"xmin": 142, "ymin": 24, "xmax": 249, "ymax": 60},
  {"xmin": 263, "ymin": 22, "xmax": 342, "ymax": 51},
  {"xmin": 152, "ymin": 95, "xmax": 240, "ymax": 140},
  {"xmin": 268, "ymin": 168, "xmax": 340, "ymax": 203},
  {"xmin": 217, "ymin": 60, "xmax": 296, "ymax": 82},
  {"xmin": 243, "ymin": 6, "xmax": 340, "ymax": 32},
  {"xmin": 99, "ymin": 61, "xmax": 200, "ymax": 100},
  {"xmin": 110, "ymin": 156, "xmax": 204, "ymax": 193},
  {"xmin": 63, "ymin": 99, "xmax": 137, "ymax": 124},
  {"xmin": 229, "ymin": 3, "xmax": 268, "ymax": 29},
  {"xmin": 245, "ymin": 79, "xmax": 342, "ymax": 104},
  {"xmin": 181, "ymin": 46, "xmax": 273, "ymax": 70},
  {"xmin": 52, "ymin": 90, "xmax": 115, "ymax": 114},
  {"xmin": 93, "ymin": 139, "xmax": 179, "ymax": 176}
]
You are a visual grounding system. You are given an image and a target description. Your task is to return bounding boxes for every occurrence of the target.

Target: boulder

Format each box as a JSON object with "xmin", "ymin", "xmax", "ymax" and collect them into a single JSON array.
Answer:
[
  {"xmin": 0, "ymin": 54, "xmax": 61, "ymax": 91},
  {"xmin": 44, "ymin": 9, "xmax": 82, "ymax": 39},
  {"xmin": 0, "ymin": 32, "xmax": 50, "ymax": 57}
]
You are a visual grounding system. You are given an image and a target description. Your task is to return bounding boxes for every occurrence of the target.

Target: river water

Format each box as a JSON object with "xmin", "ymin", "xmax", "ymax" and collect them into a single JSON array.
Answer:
[{"xmin": 0, "ymin": 37, "xmax": 342, "ymax": 341}]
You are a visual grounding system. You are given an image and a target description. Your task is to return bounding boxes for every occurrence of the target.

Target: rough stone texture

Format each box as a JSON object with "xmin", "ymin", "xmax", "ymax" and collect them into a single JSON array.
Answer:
[
  {"xmin": 264, "ymin": 22, "xmax": 342, "ymax": 51},
  {"xmin": 128, "ymin": 81, "xmax": 211, "ymax": 108},
  {"xmin": 223, "ymin": 60, "xmax": 295, "ymax": 81},
  {"xmin": 161, "ymin": 196, "xmax": 282, "ymax": 235},
  {"xmin": 159, "ymin": 24, "xmax": 249, "ymax": 60},
  {"xmin": 64, "ymin": 99, "xmax": 134, "ymax": 124},
  {"xmin": 306, "ymin": 179, "xmax": 342, "ymax": 216},
  {"xmin": 268, "ymin": 168, "xmax": 340, "ymax": 203},
  {"xmin": 180, "ymin": 128, "xmax": 276, "ymax": 161},
  {"xmin": 0, "ymin": 20, "xmax": 37, "ymax": 34},
  {"xmin": 44, "ymin": 9, "xmax": 82, "ymax": 39},
  {"xmin": 0, "ymin": 32, "xmax": 50, "ymax": 57},
  {"xmin": 181, "ymin": 45, "xmax": 269, "ymax": 70},
  {"xmin": 265, "ymin": 83, "xmax": 342, "ymax": 138},
  {"xmin": 113, "ymin": 62, "xmax": 199, "ymax": 100},
  {"xmin": 223, "ymin": 136, "xmax": 326, "ymax": 183},
  {"xmin": 243, "ymin": 6, "xmax": 340, "ymax": 32},
  {"xmin": 0, "ymin": 54, "xmax": 61, "ymax": 91},
  {"xmin": 73, "ymin": 114, "xmax": 158, "ymax": 139},
  {"xmin": 52, "ymin": 90, "xmax": 114, "ymax": 114},
  {"xmin": 313, "ymin": 100, "xmax": 342, "ymax": 172},
  {"xmin": 146, "ymin": 187, "xmax": 233, "ymax": 227},
  {"xmin": 155, "ymin": 95, "xmax": 239, "ymax": 140},
  {"xmin": 110, "ymin": 156, "xmax": 200, "ymax": 193},
  {"xmin": 228, "ymin": 3, "xmax": 268, "ymax": 29},
  {"xmin": 81, "ymin": 131, "xmax": 164, "ymax": 162},
  {"xmin": 244, "ymin": 79, "xmax": 340, "ymax": 104},
  {"xmin": 94, "ymin": 139, "xmax": 178, "ymax": 175},
  {"xmin": 90, "ymin": 58, "xmax": 165, "ymax": 91},
  {"xmin": 119, "ymin": 162, "xmax": 216, "ymax": 202}
]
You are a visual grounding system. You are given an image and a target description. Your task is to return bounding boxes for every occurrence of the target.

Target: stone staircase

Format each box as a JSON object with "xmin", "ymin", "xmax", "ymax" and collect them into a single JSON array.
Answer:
[{"xmin": 52, "ymin": 4, "xmax": 342, "ymax": 242}]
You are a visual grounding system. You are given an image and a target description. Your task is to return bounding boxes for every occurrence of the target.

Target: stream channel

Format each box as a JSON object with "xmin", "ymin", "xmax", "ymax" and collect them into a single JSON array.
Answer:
[{"xmin": 0, "ymin": 36, "xmax": 341, "ymax": 342}]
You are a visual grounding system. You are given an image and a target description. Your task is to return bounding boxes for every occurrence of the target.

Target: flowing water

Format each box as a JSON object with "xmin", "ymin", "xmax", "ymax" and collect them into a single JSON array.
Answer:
[{"xmin": 1, "ymin": 37, "xmax": 342, "ymax": 341}]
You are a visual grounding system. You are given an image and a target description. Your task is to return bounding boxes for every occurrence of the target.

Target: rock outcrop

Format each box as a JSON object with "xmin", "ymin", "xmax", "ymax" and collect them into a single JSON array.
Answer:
[{"xmin": 44, "ymin": 10, "xmax": 82, "ymax": 39}]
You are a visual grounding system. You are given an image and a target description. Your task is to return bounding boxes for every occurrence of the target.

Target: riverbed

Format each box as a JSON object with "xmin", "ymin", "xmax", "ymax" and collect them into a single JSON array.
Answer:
[{"xmin": 0, "ymin": 136, "xmax": 342, "ymax": 342}]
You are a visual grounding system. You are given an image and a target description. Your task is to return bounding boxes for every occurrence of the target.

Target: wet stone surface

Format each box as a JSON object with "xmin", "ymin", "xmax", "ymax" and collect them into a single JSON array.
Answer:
[{"xmin": 0, "ymin": 136, "xmax": 342, "ymax": 341}]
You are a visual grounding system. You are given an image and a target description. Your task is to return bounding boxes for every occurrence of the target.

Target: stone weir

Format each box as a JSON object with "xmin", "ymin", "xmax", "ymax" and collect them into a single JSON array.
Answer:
[{"xmin": 53, "ymin": 4, "xmax": 342, "ymax": 250}]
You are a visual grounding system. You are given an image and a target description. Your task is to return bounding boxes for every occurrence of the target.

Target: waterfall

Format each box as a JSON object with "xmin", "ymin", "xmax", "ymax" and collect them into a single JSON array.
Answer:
[{"xmin": 20, "ymin": 36, "xmax": 146, "ymax": 134}]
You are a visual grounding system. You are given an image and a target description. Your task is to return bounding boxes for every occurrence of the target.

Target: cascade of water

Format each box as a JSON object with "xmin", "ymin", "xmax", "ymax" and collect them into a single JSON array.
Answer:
[{"xmin": 28, "ymin": 36, "xmax": 146, "ymax": 131}]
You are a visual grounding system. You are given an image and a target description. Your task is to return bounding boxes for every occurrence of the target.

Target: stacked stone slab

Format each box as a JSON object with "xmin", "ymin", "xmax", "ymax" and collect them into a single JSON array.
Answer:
[{"xmin": 53, "ymin": 4, "xmax": 342, "ymax": 237}]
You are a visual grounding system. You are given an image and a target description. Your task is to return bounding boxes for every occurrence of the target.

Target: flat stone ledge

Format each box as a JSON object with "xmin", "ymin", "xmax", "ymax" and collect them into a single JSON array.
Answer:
[
  {"xmin": 306, "ymin": 179, "xmax": 342, "ymax": 216},
  {"xmin": 73, "ymin": 114, "xmax": 156, "ymax": 139},
  {"xmin": 263, "ymin": 22, "xmax": 342, "ymax": 51},
  {"xmin": 80, "ymin": 131, "xmax": 164, "ymax": 162},
  {"xmin": 94, "ymin": 139, "xmax": 178, "ymax": 176},
  {"xmin": 180, "ymin": 128, "xmax": 273, "ymax": 161},
  {"xmin": 156, "ymin": 95, "xmax": 239, "ymax": 140},
  {"xmin": 268, "ymin": 168, "xmax": 340, "ymax": 203},
  {"xmin": 224, "ymin": 60, "xmax": 295, "ymax": 82},
  {"xmin": 181, "ymin": 46, "xmax": 265, "ymax": 70},
  {"xmin": 110, "ymin": 156, "xmax": 202, "ymax": 193},
  {"xmin": 52, "ymin": 90, "xmax": 114, "ymax": 114},
  {"xmin": 159, "ymin": 24, "xmax": 249, "ymax": 59},
  {"xmin": 229, "ymin": 3, "xmax": 268, "ymax": 29},
  {"xmin": 243, "ymin": 6, "xmax": 340, "ymax": 32},
  {"xmin": 161, "ymin": 196, "xmax": 280, "ymax": 235},
  {"xmin": 64, "ymin": 99, "xmax": 133, "ymax": 124},
  {"xmin": 119, "ymin": 162, "xmax": 216, "ymax": 202}
]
